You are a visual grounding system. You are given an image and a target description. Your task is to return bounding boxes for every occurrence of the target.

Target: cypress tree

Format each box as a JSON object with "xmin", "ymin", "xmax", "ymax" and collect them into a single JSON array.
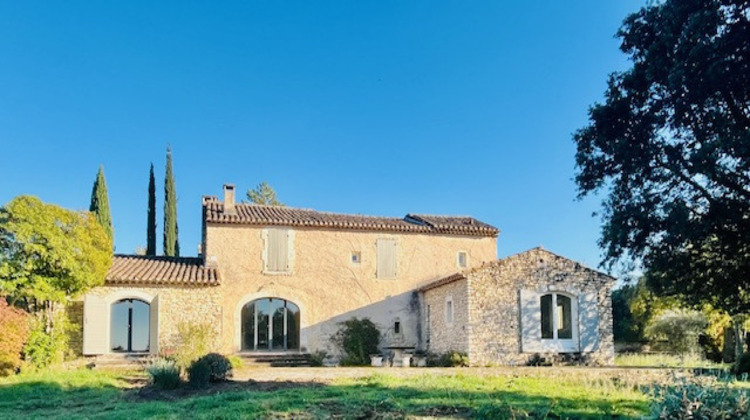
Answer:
[
  {"xmin": 89, "ymin": 165, "xmax": 114, "ymax": 242},
  {"xmin": 146, "ymin": 163, "xmax": 157, "ymax": 256},
  {"xmin": 163, "ymin": 147, "xmax": 179, "ymax": 257}
]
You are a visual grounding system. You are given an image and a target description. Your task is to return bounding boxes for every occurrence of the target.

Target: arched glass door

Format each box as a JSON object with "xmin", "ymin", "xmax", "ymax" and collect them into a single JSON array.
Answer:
[
  {"xmin": 111, "ymin": 299, "xmax": 150, "ymax": 353},
  {"xmin": 241, "ymin": 298, "xmax": 300, "ymax": 351}
]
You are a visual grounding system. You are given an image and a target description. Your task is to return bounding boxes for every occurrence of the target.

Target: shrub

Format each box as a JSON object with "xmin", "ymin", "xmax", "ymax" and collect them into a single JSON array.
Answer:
[
  {"xmin": 145, "ymin": 357, "xmax": 180, "ymax": 389},
  {"xmin": 174, "ymin": 322, "xmax": 213, "ymax": 371},
  {"xmin": 333, "ymin": 318, "xmax": 380, "ymax": 366},
  {"xmin": 187, "ymin": 358, "xmax": 211, "ymax": 389},
  {"xmin": 23, "ymin": 311, "xmax": 71, "ymax": 369},
  {"xmin": 731, "ymin": 352, "xmax": 750, "ymax": 376},
  {"xmin": 0, "ymin": 300, "xmax": 30, "ymax": 376},
  {"xmin": 649, "ymin": 376, "xmax": 750, "ymax": 419},
  {"xmin": 645, "ymin": 309, "xmax": 707, "ymax": 356},
  {"xmin": 226, "ymin": 354, "xmax": 244, "ymax": 370},
  {"xmin": 309, "ymin": 350, "xmax": 328, "ymax": 367},
  {"xmin": 196, "ymin": 353, "xmax": 232, "ymax": 382},
  {"xmin": 426, "ymin": 351, "xmax": 469, "ymax": 367}
]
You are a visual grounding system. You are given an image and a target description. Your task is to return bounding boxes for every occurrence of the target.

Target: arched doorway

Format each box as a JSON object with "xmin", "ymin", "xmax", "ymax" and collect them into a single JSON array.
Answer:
[
  {"xmin": 241, "ymin": 298, "xmax": 300, "ymax": 351},
  {"xmin": 111, "ymin": 299, "xmax": 150, "ymax": 353}
]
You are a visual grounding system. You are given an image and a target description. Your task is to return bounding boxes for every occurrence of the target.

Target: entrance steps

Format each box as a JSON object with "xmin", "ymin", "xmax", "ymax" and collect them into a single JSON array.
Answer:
[
  {"xmin": 236, "ymin": 352, "xmax": 314, "ymax": 367},
  {"xmin": 88, "ymin": 353, "xmax": 150, "ymax": 369}
]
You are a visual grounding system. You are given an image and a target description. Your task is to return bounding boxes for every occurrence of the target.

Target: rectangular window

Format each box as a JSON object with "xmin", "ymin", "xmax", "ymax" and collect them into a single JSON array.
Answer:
[
  {"xmin": 457, "ymin": 251, "xmax": 468, "ymax": 268},
  {"xmin": 541, "ymin": 294, "xmax": 553, "ymax": 339},
  {"xmin": 394, "ymin": 321, "xmax": 401, "ymax": 334},
  {"xmin": 376, "ymin": 239, "xmax": 397, "ymax": 278},
  {"xmin": 266, "ymin": 229, "xmax": 290, "ymax": 273},
  {"xmin": 351, "ymin": 251, "xmax": 361, "ymax": 264},
  {"xmin": 445, "ymin": 297, "xmax": 454, "ymax": 324}
]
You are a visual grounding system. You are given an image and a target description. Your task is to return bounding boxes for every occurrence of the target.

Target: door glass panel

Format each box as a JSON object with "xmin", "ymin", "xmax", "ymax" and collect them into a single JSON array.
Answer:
[
  {"xmin": 256, "ymin": 299, "xmax": 270, "ymax": 350},
  {"xmin": 271, "ymin": 299, "xmax": 285, "ymax": 350},
  {"xmin": 540, "ymin": 294, "xmax": 553, "ymax": 339},
  {"xmin": 241, "ymin": 302, "xmax": 256, "ymax": 351},
  {"xmin": 557, "ymin": 295, "xmax": 573, "ymax": 339},
  {"xmin": 286, "ymin": 302, "xmax": 300, "ymax": 350},
  {"xmin": 111, "ymin": 301, "xmax": 129, "ymax": 352},
  {"xmin": 130, "ymin": 300, "xmax": 150, "ymax": 352}
]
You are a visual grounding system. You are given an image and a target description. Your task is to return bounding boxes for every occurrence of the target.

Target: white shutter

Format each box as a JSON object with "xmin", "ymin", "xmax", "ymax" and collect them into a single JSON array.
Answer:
[
  {"xmin": 266, "ymin": 229, "xmax": 290, "ymax": 272},
  {"xmin": 520, "ymin": 289, "xmax": 542, "ymax": 353},
  {"xmin": 376, "ymin": 239, "xmax": 397, "ymax": 278},
  {"xmin": 83, "ymin": 294, "xmax": 108, "ymax": 355},
  {"xmin": 578, "ymin": 292, "xmax": 599, "ymax": 352},
  {"xmin": 149, "ymin": 295, "xmax": 159, "ymax": 354}
]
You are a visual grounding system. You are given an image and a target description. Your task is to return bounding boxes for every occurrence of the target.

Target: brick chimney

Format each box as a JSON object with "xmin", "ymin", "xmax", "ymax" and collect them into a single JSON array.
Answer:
[{"xmin": 223, "ymin": 184, "xmax": 236, "ymax": 215}]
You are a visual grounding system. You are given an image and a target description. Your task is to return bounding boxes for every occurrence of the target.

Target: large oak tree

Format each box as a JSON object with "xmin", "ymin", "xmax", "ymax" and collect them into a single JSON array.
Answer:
[{"xmin": 574, "ymin": 0, "xmax": 750, "ymax": 327}]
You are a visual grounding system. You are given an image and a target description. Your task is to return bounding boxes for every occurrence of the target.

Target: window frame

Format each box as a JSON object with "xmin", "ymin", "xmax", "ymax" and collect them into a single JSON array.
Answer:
[
  {"xmin": 445, "ymin": 295, "xmax": 454, "ymax": 325},
  {"xmin": 457, "ymin": 251, "xmax": 468, "ymax": 269},
  {"xmin": 539, "ymin": 292, "xmax": 578, "ymax": 352}
]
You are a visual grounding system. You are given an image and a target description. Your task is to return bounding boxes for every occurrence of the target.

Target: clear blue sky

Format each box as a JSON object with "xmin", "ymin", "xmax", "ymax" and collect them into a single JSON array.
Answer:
[{"xmin": 0, "ymin": 1, "xmax": 644, "ymax": 270}]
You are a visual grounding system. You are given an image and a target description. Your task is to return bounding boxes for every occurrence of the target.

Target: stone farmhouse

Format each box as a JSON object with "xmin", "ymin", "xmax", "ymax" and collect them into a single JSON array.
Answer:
[{"xmin": 78, "ymin": 184, "xmax": 615, "ymax": 365}]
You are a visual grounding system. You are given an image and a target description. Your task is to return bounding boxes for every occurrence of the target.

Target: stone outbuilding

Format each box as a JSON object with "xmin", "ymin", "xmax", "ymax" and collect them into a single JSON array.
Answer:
[{"xmin": 419, "ymin": 247, "xmax": 615, "ymax": 366}]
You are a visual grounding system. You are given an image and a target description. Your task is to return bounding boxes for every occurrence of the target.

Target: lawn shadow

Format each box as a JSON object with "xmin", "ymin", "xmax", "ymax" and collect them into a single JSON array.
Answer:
[{"xmin": 0, "ymin": 372, "xmax": 650, "ymax": 419}]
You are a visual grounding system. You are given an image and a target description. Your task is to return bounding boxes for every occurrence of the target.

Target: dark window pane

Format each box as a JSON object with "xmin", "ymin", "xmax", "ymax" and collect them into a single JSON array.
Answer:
[
  {"xmin": 130, "ymin": 300, "xmax": 150, "ymax": 352},
  {"xmin": 286, "ymin": 301, "xmax": 300, "ymax": 350},
  {"xmin": 241, "ymin": 302, "xmax": 256, "ymax": 351},
  {"xmin": 256, "ymin": 299, "xmax": 270, "ymax": 350},
  {"xmin": 271, "ymin": 299, "xmax": 285, "ymax": 350},
  {"xmin": 557, "ymin": 295, "xmax": 573, "ymax": 339},
  {"xmin": 541, "ymin": 294, "xmax": 553, "ymax": 339},
  {"xmin": 111, "ymin": 300, "xmax": 129, "ymax": 352}
]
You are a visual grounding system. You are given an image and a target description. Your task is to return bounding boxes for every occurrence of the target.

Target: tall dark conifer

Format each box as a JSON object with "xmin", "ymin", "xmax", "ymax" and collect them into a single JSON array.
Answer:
[
  {"xmin": 89, "ymin": 165, "xmax": 114, "ymax": 242},
  {"xmin": 146, "ymin": 163, "xmax": 157, "ymax": 256},
  {"xmin": 163, "ymin": 147, "xmax": 179, "ymax": 257}
]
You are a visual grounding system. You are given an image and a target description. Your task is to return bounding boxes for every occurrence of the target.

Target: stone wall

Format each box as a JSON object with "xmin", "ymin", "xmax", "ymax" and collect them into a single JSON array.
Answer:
[
  {"xmin": 423, "ymin": 248, "xmax": 615, "ymax": 366},
  {"xmin": 82, "ymin": 284, "xmax": 222, "ymax": 354},
  {"xmin": 204, "ymin": 224, "xmax": 497, "ymax": 354},
  {"xmin": 422, "ymin": 278, "xmax": 470, "ymax": 355}
]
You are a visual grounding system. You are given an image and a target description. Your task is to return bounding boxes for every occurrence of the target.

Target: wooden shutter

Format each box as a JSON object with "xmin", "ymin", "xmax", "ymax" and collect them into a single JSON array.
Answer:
[
  {"xmin": 578, "ymin": 292, "xmax": 599, "ymax": 352},
  {"xmin": 520, "ymin": 289, "xmax": 542, "ymax": 353},
  {"xmin": 149, "ymin": 295, "xmax": 159, "ymax": 354},
  {"xmin": 83, "ymin": 294, "xmax": 108, "ymax": 355},
  {"xmin": 267, "ymin": 229, "xmax": 290, "ymax": 272},
  {"xmin": 376, "ymin": 239, "xmax": 397, "ymax": 278}
]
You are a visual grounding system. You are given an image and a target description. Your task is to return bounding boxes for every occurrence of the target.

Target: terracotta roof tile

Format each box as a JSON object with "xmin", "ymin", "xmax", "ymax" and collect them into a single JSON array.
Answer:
[
  {"xmin": 106, "ymin": 255, "xmax": 220, "ymax": 286},
  {"xmin": 202, "ymin": 197, "xmax": 499, "ymax": 237}
]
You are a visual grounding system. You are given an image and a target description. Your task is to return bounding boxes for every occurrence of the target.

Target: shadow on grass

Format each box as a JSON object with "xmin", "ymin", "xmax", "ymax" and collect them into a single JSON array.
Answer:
[{"xmin": 0, "ymin": 374, "xmax": 649, "ymax": 419}]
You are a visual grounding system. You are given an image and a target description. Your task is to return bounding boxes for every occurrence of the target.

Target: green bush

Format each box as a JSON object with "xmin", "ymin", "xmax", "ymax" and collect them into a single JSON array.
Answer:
[
  {"xmin": 226, "ymin": 354, "xmax": 244, "ymax": 370},
  {"xmin": 174, "ymin": 322, "xmax": 213, "ymax": 371},
  {"xmin": 145, "ymin": 357, "xmax": 180, "ymax": 389},
  {"xmin": 645, "ymin": 309, "xmax": 707, "ymax": 356},
  {"xmin": 649, "ymin": 376, "xmax": 750, "ymax": 419},
  {"xmin": 426, "ymin": 351, "xmax": 469, "ymax": 367},
  {"xmin": 731, "ymin": 352, "xmax": 750, "ymax": 376},
  {"xmin": 309, "ymin": 350, "xmax": 327, "ymax": 367},
  {"xmin": 0, "ymin": 300, "xmax": 29, "ymax": 376},
  {"xmin": 196, "ymin": 353, "xmax": 232, "ymax": 382},
  {"xmin": 187, "ymin": 358, "xmax": 211, "ymax": 389},
  {"xmin": 23, "ymin": 311, "xmax": 71, "ymax": 369},
  {"xmin": 333, "ymin": 318, "xmax": 380, "ymax": 366}
]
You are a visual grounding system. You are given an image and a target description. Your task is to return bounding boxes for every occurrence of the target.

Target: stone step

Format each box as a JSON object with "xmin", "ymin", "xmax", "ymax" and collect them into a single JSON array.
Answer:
[{"xmin": 236, "ymin": 352, "xmax": 315, "ymax": 367}]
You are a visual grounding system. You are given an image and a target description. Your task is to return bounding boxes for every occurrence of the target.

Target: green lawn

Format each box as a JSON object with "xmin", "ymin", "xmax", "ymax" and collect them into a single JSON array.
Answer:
[
  {"xmin": 0, "ymin": 368, "xmax": 652, "ymax": 419},
  {"xmin": 615, "ymin": 353, "xmax": 729, "ymax": 369}
]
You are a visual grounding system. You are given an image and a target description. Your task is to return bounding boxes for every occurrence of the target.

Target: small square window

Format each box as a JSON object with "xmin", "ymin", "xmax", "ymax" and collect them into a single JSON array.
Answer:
[
  {"xmin": 351, "ymin": 251, "xmax": 361, "ymax": 264},
  {"xmin": 457, "ymin": 251, "xmax": 468, "ymax": 268}
]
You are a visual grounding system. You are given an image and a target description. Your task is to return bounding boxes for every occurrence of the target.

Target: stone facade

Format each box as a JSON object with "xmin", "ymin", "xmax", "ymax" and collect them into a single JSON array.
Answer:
[
  {"xmin": 203, "ymin": 224, "xmax": 497, "ymax": 355},
  {"xmin": 422, "ymin": 278, "xmax": 469, "ymax": 354},
  {"xmin": 85, "ymin": 285, "xmax": 222, "ymax": 353},
  {"xmin": 422, "ymin": 248, "xmax": 615, "ymax": 366}
]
